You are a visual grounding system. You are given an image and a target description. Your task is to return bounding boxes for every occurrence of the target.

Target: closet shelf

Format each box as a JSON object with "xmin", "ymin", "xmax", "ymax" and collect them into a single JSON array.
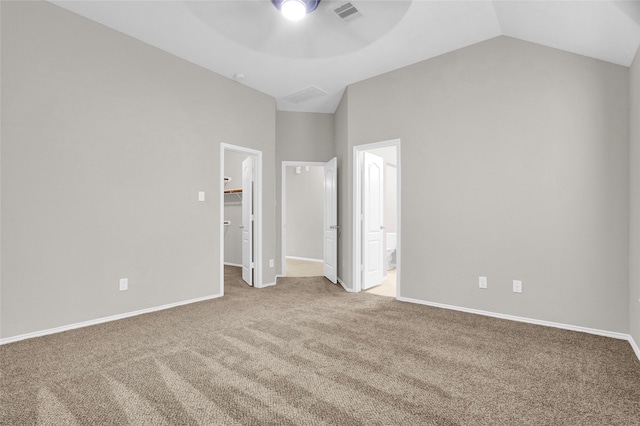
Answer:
[{"xmin": 224, "ymin": 188, "xmax": 242, "ymax": 202}]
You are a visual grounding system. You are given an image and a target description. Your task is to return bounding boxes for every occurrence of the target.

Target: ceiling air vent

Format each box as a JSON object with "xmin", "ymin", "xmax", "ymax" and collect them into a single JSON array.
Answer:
[
  {"xmin": 331, "ymin": 2, "xmax": 362, "ymax": 24},
  {"xmin": 282, "ymin": 86, "xmax": 328, "ymax": 104}
]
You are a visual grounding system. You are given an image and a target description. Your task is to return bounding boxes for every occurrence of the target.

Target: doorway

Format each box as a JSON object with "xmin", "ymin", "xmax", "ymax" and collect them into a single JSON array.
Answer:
[
  {"xmin": 220, "ymin": 144, "xmax": 262, "ymax": 294},
  {"xmin": 353, "ymin": 140, "xmax": 401, "ymax": 297},
  {"xmin": 281, "ymin": 158, "xmax": 338, "ymax": 283}
]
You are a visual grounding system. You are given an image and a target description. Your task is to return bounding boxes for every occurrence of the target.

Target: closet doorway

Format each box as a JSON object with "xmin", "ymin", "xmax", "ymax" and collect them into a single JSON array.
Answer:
[
  {"xmin": 281, "ymin": 159, "xmax": 338, "ymax": 282},
  {"xmin": 220, "ymin": 144, "xmax": 262, "ymax": 293},
  {"xmin": 353, "ymin": 140, "xmax": 400, "ymax": 298}
]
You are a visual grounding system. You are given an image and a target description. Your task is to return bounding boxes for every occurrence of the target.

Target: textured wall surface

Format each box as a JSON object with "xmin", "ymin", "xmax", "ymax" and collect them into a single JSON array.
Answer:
[
  {"xmin": 275, "ymin": 111, "xmax": 335, "ymax": 274},
  {"xmin": 630, "ymin": 46, "xmax": 640, "ymax": 345},
  {"xmin": 1, "ymin": 1, "xmax": 276, "ymax": 338},
  {"xmin": 341, "ymin": 36, "xmax": 630, "ymax": 332},
  {"xmin": 285, "ymin": 166, "xmax": 324, "ymax": 260}
]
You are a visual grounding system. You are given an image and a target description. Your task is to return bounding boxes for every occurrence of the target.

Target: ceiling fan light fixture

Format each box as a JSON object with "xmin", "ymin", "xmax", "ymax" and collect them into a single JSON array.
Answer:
[
  {"xmin": 281, "ymin": 0, "xmax": 307, "ymax": 21},
  {"xmin": 272, "ymin": 0, "xmax": 321, "ymax": 22}
]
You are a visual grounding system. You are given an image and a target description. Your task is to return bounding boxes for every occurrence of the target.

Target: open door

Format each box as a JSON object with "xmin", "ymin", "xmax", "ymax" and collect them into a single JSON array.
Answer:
[
  {"xmin": 241, "ymin": 156, "xmax": 254, "ymax": 286},
  {"xmin": 362, "ymin": 152, "xmax": 384, "ymax": 290},
  {"xmin": 323, "ymin": 157, "xmax": 338, "ymax": 283}
]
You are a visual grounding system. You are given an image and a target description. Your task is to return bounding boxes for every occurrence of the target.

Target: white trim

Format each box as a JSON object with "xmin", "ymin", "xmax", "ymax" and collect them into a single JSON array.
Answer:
[
  {"xmin": 629, "ymin": 335, "xmax": 640, "ymax": 361},
  {"xmin": 397, "ymin": 296, "xmax": 637, "ymax": 345},
  {"xmin": 338, "ymin": 277, "xmax": 357, "ymax": 292},
  {"xmin": 221, "ymin": 143, "xmax": 263, "ymax": 290},
  {"xmin": 0, "ymin": 294, "xmax": 223, "ymax": 345},
  {"xmin": 261, "ymin": 281, "xmax": 277, "ymax": 288},
  {"xmin": 353, "ymin": 149, "xmax": 361, "ymax": 291},
  {"xmin": 281, "ymin": 161, "xmax": 328, "ymax": 277},
  {"xmin": 353, "ymin": 139, "xmax": 401, "ymax": 297},
  {"xmin": 223, "ymin": 262, "xmax": 243, "ymax": 268},
  {"xmin": 285, "ymin": 256, "xmax": 323, "ymax": 263}
]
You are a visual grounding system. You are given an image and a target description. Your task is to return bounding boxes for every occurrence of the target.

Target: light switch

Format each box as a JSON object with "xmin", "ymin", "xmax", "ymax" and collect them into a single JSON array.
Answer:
[{"xmin": 198, "ymin": 191, "xmax": 205, "ymax": 201}]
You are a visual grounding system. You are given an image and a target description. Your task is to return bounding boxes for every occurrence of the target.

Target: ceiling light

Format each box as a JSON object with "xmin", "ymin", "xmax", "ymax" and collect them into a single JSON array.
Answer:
[
  {"xmin": 282, "ymin": 0, "xmax": 306, "ymax": 21},
  {"xmin": 272, "ymin": 0, "xmax": 321, "ymax": 22}
]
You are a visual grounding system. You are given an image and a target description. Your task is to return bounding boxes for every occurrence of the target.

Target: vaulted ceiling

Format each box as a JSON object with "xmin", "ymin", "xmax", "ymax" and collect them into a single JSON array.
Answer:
[{"xmin": 51, "ymin": 1, "xmax": 640, "ymax": 113}]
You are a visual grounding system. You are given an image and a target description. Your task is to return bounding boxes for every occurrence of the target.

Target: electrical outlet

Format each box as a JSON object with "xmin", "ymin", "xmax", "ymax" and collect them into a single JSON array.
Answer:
[
  {"xmin": 198, "ymin": 191, "xmax": 205, "ymax": 201},
  {"xmin": 479, "ymin": 276, "xmax": 487, "ymax": 289},
  {"xmin": 119, "ymin": 278, "xmax": 128, "ymax": 291},
  {"xmin": 513, "ymin": 280, "xmax": 522, "ymax": 293},
  {"xmin": 269, "ymin": 259, "xmax": 274, "ymax": 268}
]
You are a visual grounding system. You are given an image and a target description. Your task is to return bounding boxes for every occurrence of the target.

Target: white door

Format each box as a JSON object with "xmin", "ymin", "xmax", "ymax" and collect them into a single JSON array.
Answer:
[
  {"xmin": 362, "ymin": 152, "xmax": 385, "ymax": 290},
  {"xmin": 323, "ymin": 157, "xmax": 338, "ymax": 283},
  {"xmin": 241, "ymin": 156, "xmax": 254, "ymax": 286}
]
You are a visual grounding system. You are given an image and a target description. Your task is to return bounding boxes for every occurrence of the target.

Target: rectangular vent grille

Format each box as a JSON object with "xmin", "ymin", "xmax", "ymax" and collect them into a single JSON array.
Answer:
[
  {"xmin": 332, "ymin": 2, "xmax": 362, "ymax": 23},
  {"xmin": 282, "ymin": 86, "xmax": 328, "ymax": 104}
]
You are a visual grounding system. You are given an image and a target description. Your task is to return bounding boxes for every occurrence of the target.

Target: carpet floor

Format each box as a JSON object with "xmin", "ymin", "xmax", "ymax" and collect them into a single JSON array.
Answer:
[{"xmin": 1, "ymin": 266, "xmax": 639, "ymax": 425}]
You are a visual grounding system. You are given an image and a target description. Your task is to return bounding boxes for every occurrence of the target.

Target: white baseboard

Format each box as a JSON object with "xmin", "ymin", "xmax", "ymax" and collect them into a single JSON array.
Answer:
[
  {"xmin": 0, "ymin": 293, "xmax": 223, "ymax": 346},
  {"xmin": 397, "ymin": 296, "xmax": 640, "ymax": 362},
  {"xmin": 259, "ymin": 281, "xmax": 277, "ymax": 288},
  {"xmin": 223, "ymin": 262, "xmax": 243, "ymax": 268},
  {"xmin": 338, "ymin": 277, "xmax": 357, "ymax": 292},
  {"xmin": 286, "ymin": 256, "xmax": 323, "ymax": 263}
]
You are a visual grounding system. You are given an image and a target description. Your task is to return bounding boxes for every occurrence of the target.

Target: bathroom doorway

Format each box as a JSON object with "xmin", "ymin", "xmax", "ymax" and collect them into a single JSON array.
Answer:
[{"xmin": 353, "ymin": 140, "xmax": 400, "ymax": 298}]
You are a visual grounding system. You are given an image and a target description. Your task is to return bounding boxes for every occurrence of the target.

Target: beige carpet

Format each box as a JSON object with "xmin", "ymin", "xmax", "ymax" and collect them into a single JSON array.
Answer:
[{"xmin": 1, "ymin": 266, "xmax": 639, "ymax": 425}]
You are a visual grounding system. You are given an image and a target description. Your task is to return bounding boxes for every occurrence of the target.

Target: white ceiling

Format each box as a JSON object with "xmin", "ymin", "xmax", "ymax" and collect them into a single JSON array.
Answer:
[{"xmin": 50, "ymin": 1, "xmax": 640, "ymax": 113}]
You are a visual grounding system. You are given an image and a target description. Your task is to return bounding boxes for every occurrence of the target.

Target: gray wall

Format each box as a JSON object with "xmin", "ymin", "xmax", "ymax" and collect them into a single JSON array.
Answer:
[
  {"xmin": 285, "ymin": 166, "xmax": 324, "ymax": 260},
  {"xmin": 0, "ymin": 1, "xmax": 276, "ymax": 339},
  {"xmin": 631, "ymin": 46, "xmax": 640, "ymax": 346},
  {"xmin": 275, "ymin": 111, "xmax": 334, "ymax": 275},
  {"xmin": 223, "ymin": 151, "xmax": 249, "ymax": 266},
  {"xmin": 340, "ymin": 36, "xmax": 630, "ymax": 332}
]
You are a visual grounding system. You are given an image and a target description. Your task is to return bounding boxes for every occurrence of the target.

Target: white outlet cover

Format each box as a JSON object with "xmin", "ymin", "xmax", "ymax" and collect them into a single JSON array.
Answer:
[
  {"xmin": 269, "ymin": 259, "xmax": 274, "ymax": 267},
  {"xmin": 513, "ymin": 280, "xmax": 522, "ymax": 293},
  {"xmin": 198, "ymin": 191, "xmax": 205, "ymax": 201},
  {"xmin": 119, "ymin": 278, "xmax": 128, "ymax": 291},
  {"xmin": 479, "ymin": 276, "xmax": 487, "ymax": 289}
]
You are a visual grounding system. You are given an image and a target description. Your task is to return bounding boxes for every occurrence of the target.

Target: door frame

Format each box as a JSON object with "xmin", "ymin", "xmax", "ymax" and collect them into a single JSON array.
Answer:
[
  {"xmin": 220, "ymin": 143, "xmax": 263, "ymax": 293},
  {"xmin": 353, "ymin": 139, "xmax": 401, "ymax": 296},
  {"xmin": 281, "ymin": 161, "xmax": 326, "ymax": 277}
]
